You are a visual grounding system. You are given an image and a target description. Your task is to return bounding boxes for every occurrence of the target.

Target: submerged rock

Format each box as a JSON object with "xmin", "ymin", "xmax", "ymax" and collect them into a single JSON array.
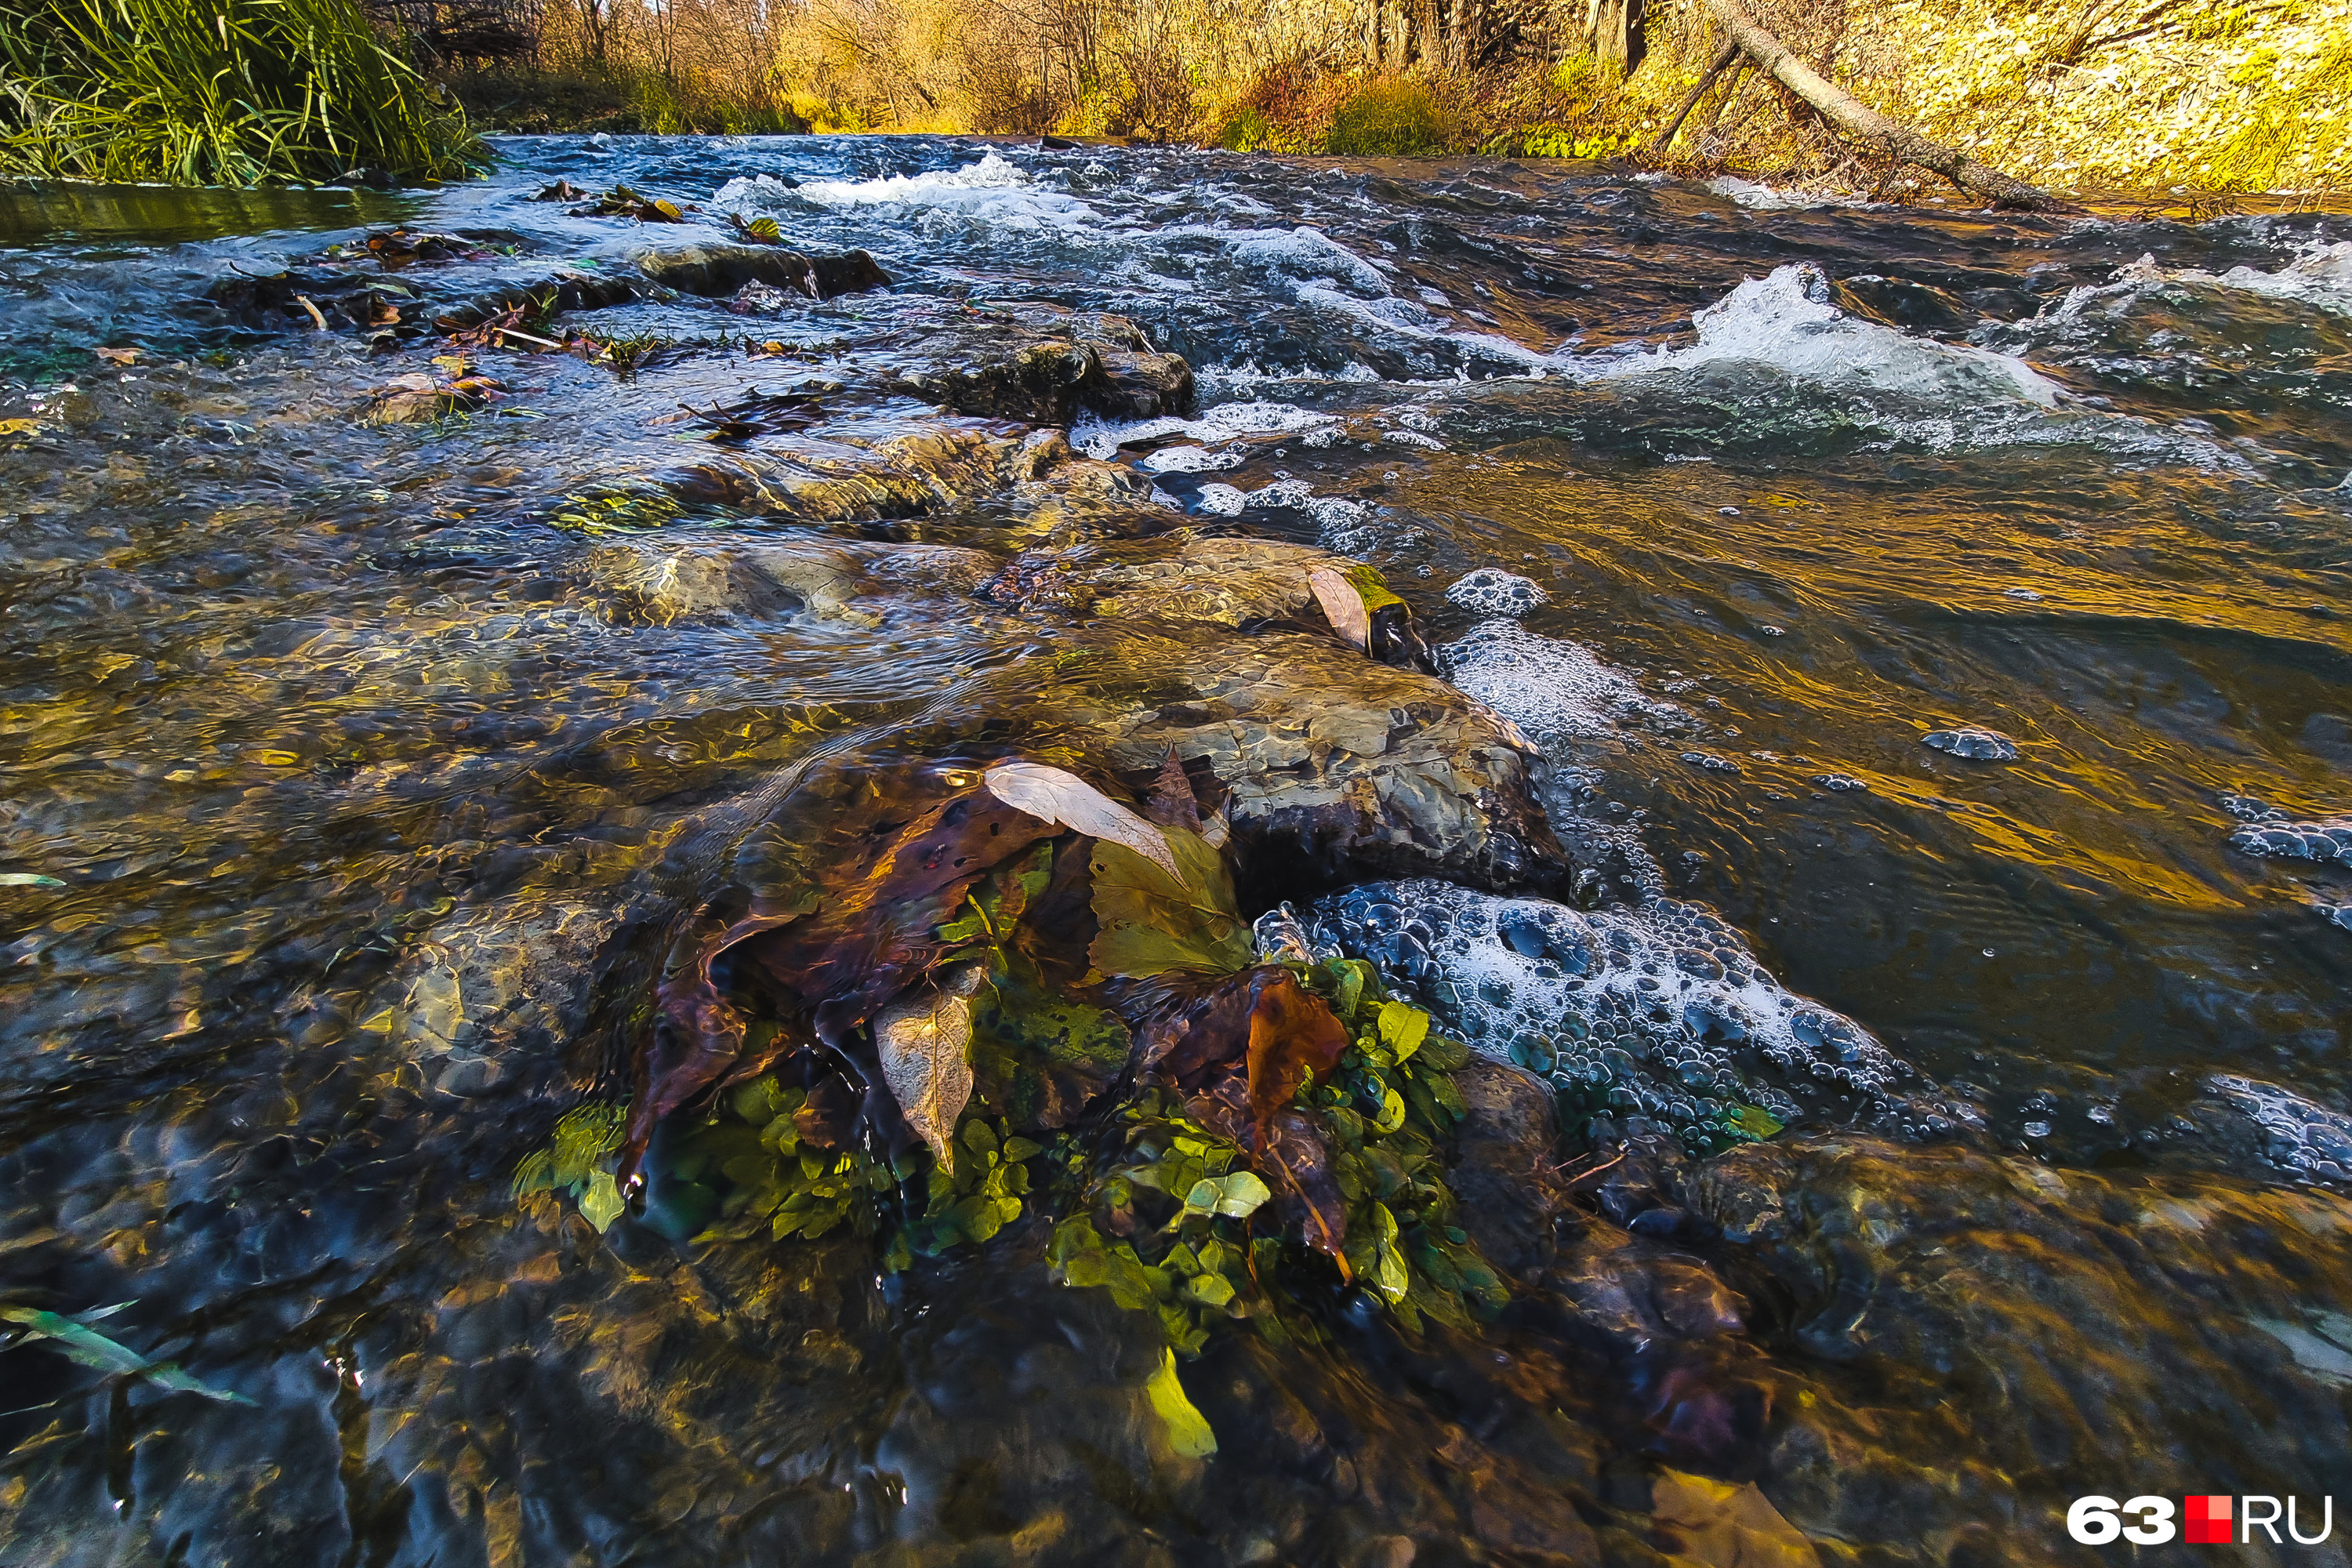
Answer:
[
  {"xmin": 887, "ymin": 305, "xmax": 1195, "ymax": 423},
  {"xmin": 1690, "ymin": 1137, "xmax": 2352, "ymax": 1559},
  {"xmin": 586, "ymin": 536, "xmax": 996, "ymax": 626},
  {"xmin": 626, "ymin": 241, "xmax": 890, "ymax": 300},
  {"xmin": 1446, "ymin": 1058, "xmax": 1571, "ymax": 1276}
]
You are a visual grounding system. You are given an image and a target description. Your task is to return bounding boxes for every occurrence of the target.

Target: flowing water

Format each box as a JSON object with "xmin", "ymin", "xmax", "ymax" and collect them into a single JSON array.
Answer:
[{"xmin": 3, "ymin": 138, "xmax": 2351, "ymax": 1566}]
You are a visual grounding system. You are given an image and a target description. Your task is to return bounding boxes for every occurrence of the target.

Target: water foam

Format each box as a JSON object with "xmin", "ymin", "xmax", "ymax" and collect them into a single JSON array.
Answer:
[
  {"xmin": 1072, "ymin": 399, "xmax": 1339, "ymax": 462},
  {"xmin": 1605, "ymin": 264, "xmax": 2063, "ymax": 408},
  {"xmin": 2230, "ymin": 815, "xmax": 2352, "ymax": 864},
  {"xmin": 1442, "ymin": 619, "xmax": 1684, "ymax": 741},
  {"xmin": 2105, "ymin": 242, "xmax": 2352, "ymax": 318},
  {"xmin": 1446, "ymin": 568, "xmax": 1548, "ymax": 618},
  {"xmin": 2204, "ymin": 1075, "xmax": 2352, "ymax": 1183},
  {"xmin": 1309, "ymin": 883, "xmax": 1907, "ymax": 1140},
  {"xmin": 782, "ymin": 154, "xmax": 1102, "ymax": 230},
  {"xmin": 1706, "ymin": 176, "xmax": 1830, "ymax": 212}
]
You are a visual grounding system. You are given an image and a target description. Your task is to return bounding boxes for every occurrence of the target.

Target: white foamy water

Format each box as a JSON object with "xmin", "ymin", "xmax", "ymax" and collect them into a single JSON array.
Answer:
[
  {"xmin": 725, "ymin": 154, "xmax": 1104, "ymax": 230},
  {"xmin": 1310, "ymin": 883, "xmax": 1909, "ymax": 1133},
  {"xmin": 1443, "ymin": 620, "xmax": 1685, "ymax": 741},
  {"xmin": 1073, "ymin": 399, "xmax": 1340, "ymax": 461},
  {"xmin": 1605, "ymin": 264, "xmax": 2063, "ymax": 408},
  {"xmin": 1706, "ymin": 176, "xmax": 1830, "ymax": 212},
  {"xmin": 2087, "ymin": 243, "xmax": 2352, "ymax": 318}
]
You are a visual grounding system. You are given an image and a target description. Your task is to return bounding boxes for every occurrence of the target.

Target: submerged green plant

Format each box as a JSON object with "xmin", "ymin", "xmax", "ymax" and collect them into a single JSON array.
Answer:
[
  {"xmin": 0, "ymin": 0, "xmax": 486, "ymax": 187},
  {"xmin": 511, "ymin": 764, "xmax": 1519, "ymax": 1358}
]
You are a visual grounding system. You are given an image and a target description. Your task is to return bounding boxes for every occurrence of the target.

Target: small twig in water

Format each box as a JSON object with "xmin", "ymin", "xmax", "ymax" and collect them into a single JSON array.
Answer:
[
  {"xmin": 292, "ymin": 294, "xmax": 329, "ymax": 332},
  {"xmin": 1561, "ymin": 1153, "xmax": 1625, "ymax": 1186}
]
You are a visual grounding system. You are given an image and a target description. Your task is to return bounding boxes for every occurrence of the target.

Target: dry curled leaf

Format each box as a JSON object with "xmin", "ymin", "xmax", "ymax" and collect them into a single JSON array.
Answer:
[
  {"xmin": 875, "ymin": 966, "xmax": 983, "ymax": 1165},
  {"xmin": 1308, "ymin": 566, "xmax": 1370, "ymax": 651},
  {"xmin": 93, "ymin": 347, "xmax": 140, "ymax": 365},
  {"xmin": 985, "ymin": 760, "xmax": 1178, "ymax": 877}
]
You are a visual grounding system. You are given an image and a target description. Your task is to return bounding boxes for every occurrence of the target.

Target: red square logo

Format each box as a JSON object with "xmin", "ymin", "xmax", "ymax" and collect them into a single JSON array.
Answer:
[{"xmin": 2186, "ymin": 1496, "xmax": 2233, "ymax": 1544}]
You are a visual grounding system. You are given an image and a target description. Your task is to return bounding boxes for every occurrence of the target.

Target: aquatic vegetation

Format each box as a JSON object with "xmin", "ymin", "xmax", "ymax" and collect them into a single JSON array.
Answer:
[
  {"xmin": 0, "ymin": 0, "xmax": 485, "ymax": 187},
  {"xmin": 1, "ymin": 1305, "xmax": 254, "ymax": 1406},
  {"xmin": 515, "ymin": 757, "xmax": 1514, "ymax": 1352}
]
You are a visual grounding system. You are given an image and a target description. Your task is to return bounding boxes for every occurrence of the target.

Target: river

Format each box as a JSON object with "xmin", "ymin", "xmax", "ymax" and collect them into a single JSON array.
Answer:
[{"xmin": 3, "ymin": 136, "xmax": 2350, "ymax": 1566}]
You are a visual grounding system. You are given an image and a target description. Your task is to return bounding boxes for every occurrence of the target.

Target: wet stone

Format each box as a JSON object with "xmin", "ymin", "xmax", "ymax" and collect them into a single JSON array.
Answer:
[
  {"xmin": 627, "ymin": 240, "xmax": 891, "ymax": 301},
  {"xmin": 1686, "ymin": 1137, "xmax": 2352, "ymax": 1561},
  {"xmin": 886, "ymin": 304, "xmax": 1195, "ymax": 424}
]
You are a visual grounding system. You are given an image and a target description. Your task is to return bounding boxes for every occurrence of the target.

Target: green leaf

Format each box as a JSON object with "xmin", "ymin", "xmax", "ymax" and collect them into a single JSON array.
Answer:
[
  {"xmin": 579, "ymin": 1170, "xmax": 625, "ymax": 1232},
  {"xmin": 1341, "ymin": 562, "xmax": 1404, "ymax": 615},
  {"xmin": 1186, "ymin": 1272, "xmax": 1236, "ymax": 1307},
  {"xmin": 1003, "ymin": 1136, "xmax": 1044, "ymax": 1162},
  {"xmin": 1377, "ymin": 1001, "xmax": 1429, "ymax": 1060},
  {"xmin": 2, "ymin": 1308, "xmax": 254, "ymax": 1406},
  {"xmin": 1373, "ymin": 1083, "xmax": 1407, "ymax": 1135},
  {"xmin": 1326, "ymin": 959, "xmax": 1370, "ymax": 1022},
  {"xmin": 1087, "ymin": 828, "xmax": 1252, "ymax": 979},
  {"xmin": 1145, "ymin": 1349, "xmax": 1218, "ymax": 1455},
  {"xmin": 1730, "ymin": 1104, "xmax": 1785, "ymax": 1141},
  {"xmin": 1209, "ymin": 1171, "xmax": 1272, "ymax": 1218},
  {"xmin": 1369, "ymin": 1203, "xmax": 1410, "ymax": 1305}
]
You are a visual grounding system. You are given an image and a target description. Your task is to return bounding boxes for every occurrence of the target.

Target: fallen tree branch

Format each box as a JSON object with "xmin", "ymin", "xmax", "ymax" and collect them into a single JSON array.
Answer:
[
  {"xmin": 1698, "ymin": 0, "xmax": 2056, "ymax": 209},
  {"xmin": 1651, "ymin": 41, "xmax": 1741, "ymax": 152}
]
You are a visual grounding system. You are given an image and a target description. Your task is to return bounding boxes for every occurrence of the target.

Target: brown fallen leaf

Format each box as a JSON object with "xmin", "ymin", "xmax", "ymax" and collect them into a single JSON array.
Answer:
[
  {"xmin": 794, "ymin": 1073, "xmax": 860, "ymax": 1149},
  {"xmin": 874, "ymin": 964, "xmax": 984, "ymax": 1165},
  {"xmin": 626, "ymin": 768, "xmax": 1055, "ymax": 1178},
  {"xmin": 93, "ymin": 347, "xmax": 140, "ymax": 365},
  {"xmin": 985, "ymin": 760, "xmax": 1178, "ymax": 877},
  {"xmin": 1308, "ymin": 566, "xmax": 1370, "ymax": 651},
  {"xmin": 1243, "ymin": 968, "xmax": 1348, "ymax": 1147}
]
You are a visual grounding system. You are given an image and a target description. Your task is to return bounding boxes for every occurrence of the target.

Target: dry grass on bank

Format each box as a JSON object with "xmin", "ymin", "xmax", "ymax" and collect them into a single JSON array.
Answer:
[{"xmin": 423, "ymin": 0, "xmax": 2352, "ymax": 200}]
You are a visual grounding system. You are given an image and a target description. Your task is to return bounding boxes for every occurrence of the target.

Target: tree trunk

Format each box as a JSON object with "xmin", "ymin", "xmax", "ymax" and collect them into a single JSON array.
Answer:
[
  {"xmin": 1697, "ymin": 0, "xmax": 2054, "ymax": 209},
  {"xmin": 1594, "ymin": 0, "xmax": 1644, "ymax": 76}
]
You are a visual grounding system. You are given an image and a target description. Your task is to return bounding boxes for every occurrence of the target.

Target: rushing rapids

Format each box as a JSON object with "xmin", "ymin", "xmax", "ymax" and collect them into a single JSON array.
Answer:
[{"xmin": 2, "ymin": 139, "xmax": 2350, "ymax": 1566}]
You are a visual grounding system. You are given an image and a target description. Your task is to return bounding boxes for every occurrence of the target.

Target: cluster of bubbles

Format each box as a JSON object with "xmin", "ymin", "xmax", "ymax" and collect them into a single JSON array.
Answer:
[
  {"xmin": 1308, "ymin": 880, "xmax": 1907, "ymax": 1149},
  {"xmin": 2228, "ymin": 814, "xmax": 2352, "ymax": 865},
  {"xmin": 2205, "ymin": 1076, "xmax": 2352, "ymax": 1184},
  {"xmin": 1443, "ymin": 568, "xmax": 1548, "ymax": 618},
  {"xmin": 1922, "ymin": 727, "xmax": 2020, "ymax": 761}
]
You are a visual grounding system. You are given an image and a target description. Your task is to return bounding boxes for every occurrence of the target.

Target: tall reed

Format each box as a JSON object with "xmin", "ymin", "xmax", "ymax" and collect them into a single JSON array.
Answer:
[{"xmin": 0, "ymin": 0, "xmax": 487, "ymax": 187}]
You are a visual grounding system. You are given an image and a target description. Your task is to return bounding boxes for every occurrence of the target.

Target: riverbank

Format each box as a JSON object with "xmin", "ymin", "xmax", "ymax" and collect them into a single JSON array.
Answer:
[{"xmin": 434, "ymin": 0, "xmax": 2350, "ymax": 204}]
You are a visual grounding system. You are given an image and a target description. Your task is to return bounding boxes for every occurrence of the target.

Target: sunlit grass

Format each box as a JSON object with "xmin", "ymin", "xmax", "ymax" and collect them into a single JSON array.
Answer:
[{"xmin": 0, "ymin": 0, "xmax": 487, "ymax": 187}]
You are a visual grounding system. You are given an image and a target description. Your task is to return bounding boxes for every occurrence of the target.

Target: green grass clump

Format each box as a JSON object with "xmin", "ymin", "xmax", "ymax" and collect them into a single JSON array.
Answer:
[
  {"xmin": 0, "ymin": 0, "xmax": 486, "ymax": 187},
  {"xmin": 1323, "ymin": 78, "xmax": 1454, "ymax": 157}
]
